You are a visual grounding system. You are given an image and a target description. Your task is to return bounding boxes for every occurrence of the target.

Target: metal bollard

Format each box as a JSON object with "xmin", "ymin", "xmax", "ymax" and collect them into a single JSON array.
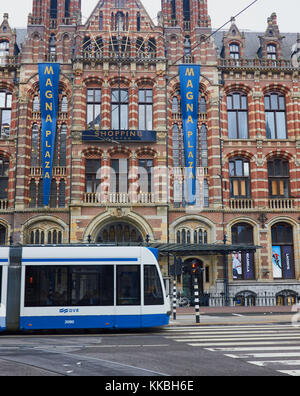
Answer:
[
  {"xmin": 194, "ymin": 276, "xmax": 200, "ymax": 324},
  {"xmin": 173, "ymin": 279, "xmax": 177, "ymax": 321}
]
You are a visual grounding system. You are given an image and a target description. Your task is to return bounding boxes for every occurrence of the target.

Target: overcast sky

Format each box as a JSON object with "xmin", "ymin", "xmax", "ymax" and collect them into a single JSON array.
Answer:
[{"xmin": 1, "ymin": 0, "xmax": 300, "ymax": 32}]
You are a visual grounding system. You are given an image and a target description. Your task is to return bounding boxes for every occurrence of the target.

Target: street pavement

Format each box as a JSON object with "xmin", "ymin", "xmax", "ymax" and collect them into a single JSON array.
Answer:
[{"xmin": 169, "ymin": 306, "xmax": 297, "ymax": 326}]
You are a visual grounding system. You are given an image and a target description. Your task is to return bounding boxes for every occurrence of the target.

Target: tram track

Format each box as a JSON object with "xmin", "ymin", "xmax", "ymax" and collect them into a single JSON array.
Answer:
[
  {"xmin": 0, "ymin": 336, "xmax": 170, "ymax": 376},
  {"xmin": 0, "ymin": 355, "xmax": 66, "ymax": 376}
]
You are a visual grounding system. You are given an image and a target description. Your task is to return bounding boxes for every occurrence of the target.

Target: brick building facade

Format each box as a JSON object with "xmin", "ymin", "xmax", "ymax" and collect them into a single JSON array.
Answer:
[{"xmin": 0, "ymin": 0, "xmax": 300, "ymax": 306}]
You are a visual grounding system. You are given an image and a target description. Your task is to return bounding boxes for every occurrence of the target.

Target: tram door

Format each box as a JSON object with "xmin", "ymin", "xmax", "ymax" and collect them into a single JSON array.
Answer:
[{"xmin": 114, "ymin": 265, "xmax": 142, "ymax": 328}]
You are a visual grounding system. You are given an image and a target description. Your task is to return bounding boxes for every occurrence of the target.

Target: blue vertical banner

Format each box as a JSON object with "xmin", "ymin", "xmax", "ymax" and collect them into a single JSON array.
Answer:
[
  {"xmin": 38, "ymin": 63, "xmax": 60, "ymax": 206},
  {"xmin": 179, "ymin": 65, "xmax": 201, "ymax": 205}
]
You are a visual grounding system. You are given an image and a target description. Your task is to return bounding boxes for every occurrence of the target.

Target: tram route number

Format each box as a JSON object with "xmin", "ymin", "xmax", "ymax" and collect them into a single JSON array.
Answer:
[{"xmin": 105, "ymin": 380, "xmax": 194, "ymax": 393}]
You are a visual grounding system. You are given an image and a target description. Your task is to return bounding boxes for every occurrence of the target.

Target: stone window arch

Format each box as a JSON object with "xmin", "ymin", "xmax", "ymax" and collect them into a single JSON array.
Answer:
[
  {"xmin": 176, "ymin": 223, "xmax": 210, "ymax": 244},
  {"xmin": 26, "ymin": 222, "xmax": 64, "ymax": 245},
  {"xmin": 96, "ymin": 221, "xmax": 143, "ymax": 243}
]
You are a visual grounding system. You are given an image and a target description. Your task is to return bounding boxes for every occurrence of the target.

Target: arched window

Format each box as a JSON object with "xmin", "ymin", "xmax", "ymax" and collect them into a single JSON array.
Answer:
[
  {"xmin": 97, "ymin": 222, "xmax": 143, "ymax": 243},
  {"xmin": 99, "ymin": 12, "xmax": 103, "ymax": 30},
  {"xmin": 203, "ymin": 179, "xmax": 209, "ymax": 207},
  {"xmin": 265, "ymin": 93, "xmax": 287, "ymax": 139},
  {"xmin": 83, "ymin": 37, "xmax": 92, "ymax": 58},
  {"xmin": 171, "ymin": 0, "xmax": 176, "ymax": 21},
  {"xmin": 58, "ymin": 180, "xmax": 66, "ymax": 207},
  {"xmin": 59, "ymin": 124, "xmax": 67, "ymax": 167},
  {"xmin": 49, "ymin": 34, "xmax": 57, "ymax": 61},
  {"xmin": 177, "ymin": 226, "xmax": 209, "ymax": 244},
  {"xmin": 116, "ymin": 12, "xmax": 125, "ymax": 31},
  {"xmin": 65, "ymin": 0, "xmax": 70, "ymax": 17},
  {"xmin": 31, "ymin": 124, "xmax": 39, "ymax": 166},
  {"xmin": 268, "ymin": 158, "xmax": 289, "ymax": 198},
  {"xmin": 61, "ymin": 96, "xmax": 68, "ymax": 113},
  {"xmin": 0, "ymin": 158, "xmax": 9, "ymax": 200},
  {"xmin": 136, "ymin": 12, "xmax": 141, "ymax": 31},
  {"xmin": 95, "ymin": 37, "xmax": 103, "ymax": 58},
  {"xmin": 199, "ymin": 96, "xmax": 207, "ymax": 113},
  {"xmin": 231, "ymin": 223, "xmax": 255, "ymax": 280},
  {"xmin": 33, "ymin": 95, "xmax": 40, "ymax": 112},
  {"xmin": 50, "ymin": 179, "xmax": 57, "ymax": 208},
  {"xmin": 148, "ymin": 38, "xmax": 156, "ymax": 58},
  {"xmin": 229, "ymin": 158, "xmax": 250, "ymax": 198},
  {"xmin": 172, "ymin": 97, "xmax": 179, "ymax": 113},
  {"xmin": 37, "ymin": 179, "xmax": 43, "ymax": 207},
  {"xmin": 0, "ymin": 40, "xmax": 9, "ymax": 63},
  {"xmin": 85, "ymin": 159, "xmax": 101, "ymax": 194},
  {"xmin": 0, "ymin": 224, "xmax": 6, "ymax": 245},
  {"xmin": 0, "ymin": 90, "xmax": 12, "ymax": 138},
  {"xmin": 29, "ymin": 179, "xmax": 37, "ymax": 208},
  {"xmin": 136, "ymin": 37, "xmax": 145, "ymax": 58},
  {"xmin": 183, "ymin": 0, "xmax": 190, "ymax": 21},
  {"xmin": 200, "ymin": 124, "xmax": 208, "ymax": 167},
  {"xmin": 29, "ymin": 227, "xmax": 63, "ymax": 245},
  {"xmin": 50, "ymin": 0, "xmax": 58, "ymax": 18},
  {"xmin": 229, "ymin": 43, "xmax": 240, "ymax": 59},
  {"xmin": 172, "ymin": 124, "xmax": 180, "ymax": 167},
  {"xmin": 271, "ymin": 222, "xmax": 295, "ymax": 279},
  {"xmin": 227, "ymin": 92, "xmax": 248, "ymax": 139},
  {"xmin": 267, "ymin": 44, "xmax": 277, "ymax": 59}
]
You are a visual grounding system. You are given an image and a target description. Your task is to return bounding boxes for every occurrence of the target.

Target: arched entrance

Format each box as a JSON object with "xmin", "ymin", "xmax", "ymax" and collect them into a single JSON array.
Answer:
[
  {"xmin": 182, "ymin": 258, "xmax": 208, "ymax": 306},
  {"xmin": 96, "ymin": 222, "xmax": 144, "ymax": 244},
  {"xmin": 0, "ymin": 224, "xmax": 6, "ymax": 245}
]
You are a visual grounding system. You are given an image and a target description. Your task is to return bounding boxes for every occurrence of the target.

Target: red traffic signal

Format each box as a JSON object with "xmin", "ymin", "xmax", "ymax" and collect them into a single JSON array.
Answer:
[{"xmin": 192, "ymin": 261, "xmax": 198, "ymax": 274}]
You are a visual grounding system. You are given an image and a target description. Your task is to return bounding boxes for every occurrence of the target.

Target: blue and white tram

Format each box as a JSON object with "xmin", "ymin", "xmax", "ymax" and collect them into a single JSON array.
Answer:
[
  {"xmin": 1, "ymin": 245, "xmax": 170, "ymax": 332},
  {"xmin": 0, "ymin": 248, "xmax": 9, "ymax": 331}
]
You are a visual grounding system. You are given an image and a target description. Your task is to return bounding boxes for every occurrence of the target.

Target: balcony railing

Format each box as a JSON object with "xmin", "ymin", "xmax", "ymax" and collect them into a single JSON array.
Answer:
[
  {"xmin": 30, "ymin": 167, "xmax": 67, "ymax": 177},
  {"xmin": 219, "ymin": 58, "xmax": 293, "ymax": 69},
  {"xmin": 172, "ymin": 112, "xmax": 207, "ymax": 121},
  {"xmin": 229, "ymin": 198, "xmax": 254, "ymax": 210},
  {"xmin": 0, "ymin": 200, "xmax": 8, "ymax": 210},
  {"xmin": 83, "ymin": 192, "xmax": 156, "ymax": 205},
  {"xmin": 269, "ymin": 198, "xmax": 295, "ymax": 210}
]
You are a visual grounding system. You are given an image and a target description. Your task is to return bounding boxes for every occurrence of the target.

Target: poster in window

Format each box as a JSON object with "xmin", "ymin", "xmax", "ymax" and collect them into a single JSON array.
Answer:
[
  {"xmin": 242, "ymin": 251, "xmax": 255, "ymax": 280},
  {"xmin": 232, "ymin": 252, "xmax": 242, "ymax": 279},
  {"xmin": 282, "ymin": 245, "xmax": 295, "ymax": 279},
  {"xmin": 272, "ymin": 246, "xmax": 282, "ymax": 278}
]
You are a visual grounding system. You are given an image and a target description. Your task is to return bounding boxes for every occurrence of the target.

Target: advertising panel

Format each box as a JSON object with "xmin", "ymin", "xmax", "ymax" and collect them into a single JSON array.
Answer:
[
  {"xmin": 179, "ymin": 65, "xmax": 201, "ymax": 205},
  {"xmin": 38, "ymin": 63, "xmax": 60, "ymax": 206}
]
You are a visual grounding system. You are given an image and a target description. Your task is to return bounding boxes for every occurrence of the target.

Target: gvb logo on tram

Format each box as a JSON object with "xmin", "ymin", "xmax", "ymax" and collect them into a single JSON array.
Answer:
[{"xmin": 0, "ymin": 246, "xmax": 171, "ymax": 332}]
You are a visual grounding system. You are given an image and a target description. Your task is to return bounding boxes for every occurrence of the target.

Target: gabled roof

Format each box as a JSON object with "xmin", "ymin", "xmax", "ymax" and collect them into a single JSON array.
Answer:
[{"xmin": 214, "ymin": 30, "xmax": 298, "ymax": 60}]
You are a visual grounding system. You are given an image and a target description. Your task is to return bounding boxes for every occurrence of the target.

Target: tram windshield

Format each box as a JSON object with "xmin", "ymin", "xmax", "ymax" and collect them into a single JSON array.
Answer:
[{"xmin": 144, "ymin": 265, "xmax": 164, "ymax": 305}]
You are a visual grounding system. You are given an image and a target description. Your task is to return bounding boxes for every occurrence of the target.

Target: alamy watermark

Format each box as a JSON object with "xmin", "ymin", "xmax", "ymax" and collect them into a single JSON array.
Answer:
[{"xmin": 89, "ymin": 164, "xmax": 207, "ymax": 214}]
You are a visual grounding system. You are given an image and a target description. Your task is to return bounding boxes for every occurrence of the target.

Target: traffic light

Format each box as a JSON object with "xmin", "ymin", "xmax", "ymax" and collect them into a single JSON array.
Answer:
[
  {"xmin": 175, "ymin": 258, "xmax": 183, "ymax": 276},
  {"xmin": 192, "ymin": 260, "xmax": 200, "ymax": 275}
]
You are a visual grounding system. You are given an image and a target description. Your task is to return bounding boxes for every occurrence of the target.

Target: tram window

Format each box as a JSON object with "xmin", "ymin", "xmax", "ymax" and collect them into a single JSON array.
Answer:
[
  {"xmin": 25, "ymin": 266, "xmax": 68, "ymax": 307},
  {"xmin": 71, "ymin": 266, "xmax": 113, "ymax": 306},
  {"xmin": 117, "ymin": 266, "xmax": 141, "ymax": 306},
  {"xmin": 25, "ymin": 265, "xmax": 114, "ymax": 307},
  {"xmin": 144, "ymin": 265, "xmax": 164, "ymax": 305}
]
